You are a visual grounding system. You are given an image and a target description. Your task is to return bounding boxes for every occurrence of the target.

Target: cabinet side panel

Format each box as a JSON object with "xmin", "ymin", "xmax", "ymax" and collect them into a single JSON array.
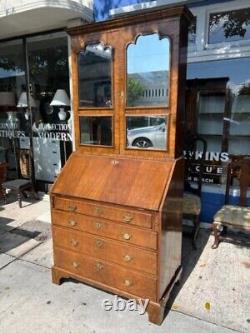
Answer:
[{"xmin": 158, "ymin": 158, "xmax": 184, "ymax": 299}]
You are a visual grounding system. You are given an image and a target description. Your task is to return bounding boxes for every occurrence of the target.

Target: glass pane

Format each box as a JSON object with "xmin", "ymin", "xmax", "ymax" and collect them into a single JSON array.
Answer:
[
  {"xmin": 126, "ymin": 116, "xmax": 167, "ymax": 150},
  {"xmin": 27, "ymin": 32, "xmax": 71, "ymax": 182},
  {"xmin": 0, "ymin": 39, "xmax": 25, "ymax": 178},
  {"xmin": 188, "ymin": 17, "xmax": 197, "ymax": 46},
  {"xmin": 209, "ymin": 8, "xmax": 250, "ymax": 44},
  {"xmin": 126, "ymin": 34, "xmax": 170, "ymax": 107},
  {"xmin": 78, "ymin": 43, "xmax": 112, "ymax": 107},
  {"xmin": 80, "ymin": 116, "xmax": 112, "ymax": 146}
]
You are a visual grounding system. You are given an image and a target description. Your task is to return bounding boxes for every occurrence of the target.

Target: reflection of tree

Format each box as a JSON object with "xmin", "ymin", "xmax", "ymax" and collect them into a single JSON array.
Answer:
[
  {"xmin": 127, "ymin": 78, "xmax": 144, "ymax": 106},
  {"xmin": 210, "ymin": 9, "xmax": 250, "ymax": 38},
  {"xmin": 238, "ymin": 83, "xmax": 250, "ymax": 95}
]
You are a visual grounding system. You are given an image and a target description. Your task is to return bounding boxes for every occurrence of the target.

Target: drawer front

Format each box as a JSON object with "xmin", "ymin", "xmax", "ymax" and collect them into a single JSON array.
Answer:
[
  {"xmin": 53, "ymin": 196, "xmax": 152, "ymax": 229},
  {"xmin": 53, "ymin": 226, "xmax": 157, "ymax": 275},
  {"xmin": 54, "ymin": 247, "xmax": 156, "ymax": 300},
  {"xmin": 52, "ymin": 210, "xmax": 157, "ymax": 250}
]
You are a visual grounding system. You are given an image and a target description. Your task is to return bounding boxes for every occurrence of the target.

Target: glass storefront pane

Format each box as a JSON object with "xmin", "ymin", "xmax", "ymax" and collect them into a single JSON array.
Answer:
[
  {"xmin": 0, "ymin": 39, "xmax": 25, "ymax": 178},
  {"xmin": 80, "ymin": 116, "xmax": 112, "ymax": 146},
  {"xmin": 209, "ymin": 8, "xmax": 250, "ymax": 44},
  {"xmin": 126, "ymin": 116, "xmax": 167, "ymax": 150},
  {"xmin": 126, "ymin": 34, "xmax": 170, "ymax": 107},
  {"xmin": 188, "ymin": 57, "xmax": 250, "ymax": 156},
  {"xmin": 78, "ymin": 43, "xmax": 112, "ymax": 108},
  {"xmin": 27, "ymin": 32, "xmax": 71, "ymax": 182}
]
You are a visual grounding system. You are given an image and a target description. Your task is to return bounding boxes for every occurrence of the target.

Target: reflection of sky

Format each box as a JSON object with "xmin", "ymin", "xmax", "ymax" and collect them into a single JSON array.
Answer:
[
  {"xmin": 187, "ymin": 58, "xmax": 250, "ymax": 86},
  {"xmin": 127, "ymin": 34, "xmax": 169, "ymax": 74}
]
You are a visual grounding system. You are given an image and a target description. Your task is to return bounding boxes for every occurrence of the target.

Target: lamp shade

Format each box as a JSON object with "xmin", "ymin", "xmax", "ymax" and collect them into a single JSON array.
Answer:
[
  {"xmin": 17, "ymin": 92, "xmax": 36, "ymax": 108},
  {"xmin": 0, "ymin": 92, "xmax": 15, "ymax": 106},
  {"xmin": 50, "ymin": 89, "xmax": 70, "ymax": 106}
]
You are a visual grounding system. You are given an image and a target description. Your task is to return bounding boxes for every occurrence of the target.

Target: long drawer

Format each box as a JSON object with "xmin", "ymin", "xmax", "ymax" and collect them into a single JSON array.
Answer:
[
  {"xmin": 54, "ymin": 247, "xmax": 157, "ymax": 300},
  {"xmin": 52, "ymin": 210, "xmax": 157, "ymax": 250},
  {"xmin": 53, "ymin": 225, "xmax": 157, "ymax": 275},
  {"xmin": 53, "ymin": 196, "xmax": 152, "ymax": 229}
]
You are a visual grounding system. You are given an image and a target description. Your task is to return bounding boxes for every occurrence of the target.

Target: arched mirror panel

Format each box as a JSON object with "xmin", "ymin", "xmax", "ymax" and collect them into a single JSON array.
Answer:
[
  {"xmin": 126, "ymin": 34, "xmax": 170, "ymax": 107},
  {"xmin": 78, "ymin": 43, "xmax": 112, "ymax": 108}
]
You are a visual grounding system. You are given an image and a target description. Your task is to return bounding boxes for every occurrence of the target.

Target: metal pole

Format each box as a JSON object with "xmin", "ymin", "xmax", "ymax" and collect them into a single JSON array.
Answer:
[{"xmin": 23, "ymin": 38, "xmax": 36, "ymax": 187}]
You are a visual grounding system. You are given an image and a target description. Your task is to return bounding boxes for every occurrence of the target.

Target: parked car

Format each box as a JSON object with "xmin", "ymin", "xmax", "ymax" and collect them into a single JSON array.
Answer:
[{"xmin": 127, "ymin": 122, "xmax": 166, "ymax": 149}]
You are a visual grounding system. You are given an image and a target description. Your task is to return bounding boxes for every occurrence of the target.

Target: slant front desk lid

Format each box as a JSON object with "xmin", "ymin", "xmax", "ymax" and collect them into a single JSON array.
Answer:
[{"xmin": 52, "ymin": 152, "xmax": 175, "ymax": 211}]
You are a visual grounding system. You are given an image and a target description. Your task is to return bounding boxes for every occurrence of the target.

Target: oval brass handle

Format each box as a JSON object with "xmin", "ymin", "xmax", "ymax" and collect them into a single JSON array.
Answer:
[
  {"xmin": 95, "ymin": 222, "xmax": 103, "ymax": 230},
  {"xmin": 123, "ymin": 214, "xmax": 133, "ymax": 223},
  {"xmin": 68, "ymin": 220, "xmax": 77, "ymax": 227},
  {"xmin": 96, "ymin": 240, "xmax": 104, "ymax": 248},
  {"xmin": 123, "ymin": 233, "xmax": 131, "ymax": 241},
  {"xmin": 95, "ymin": 207, "xmax": 103, "ymax": 215},
  {"xmin": 70, "ymin": 239, "xmax": 79, "ymax": 247},
  {"xmin": 72, "ymin": 261, "xmax": 79, "ymax": 268},
  {"xmin": 124, "ymin": 279, "xmax": 132, "ymax": 287},
  {"xmin": 96, "ymin": 262, "xmax": 104, "ymax": 271},
  {"xmin": 124, "ymin": 255, "xmax": 133, "ymax": 262},
  {"xmin": 68, "ymin": 205, "xmax": 77, "ymax": 212}
]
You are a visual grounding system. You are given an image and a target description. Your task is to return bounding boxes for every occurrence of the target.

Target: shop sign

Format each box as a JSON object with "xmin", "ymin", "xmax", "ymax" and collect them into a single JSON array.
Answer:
[
  {"xmin": 183, "ymin": 150, "xmax": 230, "ymax": 184},
  {"xmin": 0, "ymin": 122, "xmax": 25, "ymax": 138},
  {"xmin": 32, "ymin": 122, "xmax": 72, "ymax": 142}
]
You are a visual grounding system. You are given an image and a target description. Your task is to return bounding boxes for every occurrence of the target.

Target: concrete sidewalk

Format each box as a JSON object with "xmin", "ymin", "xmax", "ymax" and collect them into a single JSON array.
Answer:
[{"xmin": 0, "ymin": 195, "xmax": 249, "ymax": 333}]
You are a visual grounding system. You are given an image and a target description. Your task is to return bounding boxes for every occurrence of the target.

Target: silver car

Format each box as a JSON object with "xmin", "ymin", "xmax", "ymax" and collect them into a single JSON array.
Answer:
[{"xmin": 127, "ymin": 122, "xmax": 166, "ymax": 149}]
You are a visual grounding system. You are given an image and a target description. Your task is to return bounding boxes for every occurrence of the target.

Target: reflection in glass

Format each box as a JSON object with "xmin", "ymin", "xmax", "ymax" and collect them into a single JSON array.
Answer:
[
  {"xmin": 78, "ymin": 43, "xmax": 112, "ymax": 107},
  {"xmin": 126, "ymin": 34, "xmax": 170, "ymax": 107},
  {"xmin": 209, "ymin": 8, "xmax": 250, "ymax": 44},
  {"xmin": 126, "ymin": 116, "xmax": 167, "ymax": 150},
  {"xmin": 80, "ymin": 116, "xmax": 112, "ymax": 146}
]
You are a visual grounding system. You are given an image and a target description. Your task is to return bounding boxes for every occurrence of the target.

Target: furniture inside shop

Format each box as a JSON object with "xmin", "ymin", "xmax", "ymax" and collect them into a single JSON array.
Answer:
[
  {"xmin": 183, "ymin": 133, "xmax": 207, "ymax": 248},
  {"xmin": 0, "ymin": 162, "xmax": 8, "ymax": 200},
  {"xmin": 212, "ymin": 157, "xmax": 250, "ymax": 249},
  {"xmin": 50, "ymin": 5, "xmax": 192, "ymax": 325}
]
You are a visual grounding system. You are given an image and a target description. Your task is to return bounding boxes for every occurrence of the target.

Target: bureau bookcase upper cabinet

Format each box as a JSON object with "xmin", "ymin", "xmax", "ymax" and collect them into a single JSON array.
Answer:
[{"xmin": 51, "ymin": 5, "xmax": 192, "ymax": 325}]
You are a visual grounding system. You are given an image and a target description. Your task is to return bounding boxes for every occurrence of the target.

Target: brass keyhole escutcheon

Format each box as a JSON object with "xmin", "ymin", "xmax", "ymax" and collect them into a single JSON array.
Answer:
[
  {"xmin": 69, "ymin": 220, "xmax": 77, "ymax": 227},
  {"xmin": 123, "ymin": 233, "xmax": 131, "ymax": 241},
  {"xmin": 96, "ymin": 262, "xmax": 104, "ymax": 271},
  {"xmin": 123, "ymin": 214, "xmax": 134, "ymax": 223},
  {"xmin": 96, "ymin": 240, "xmax": 104, "ymax": 248},
  {"xmin": 68, "ymin": 205, "xmax": 77, "ymax": 212},
  {"xmin": 124, "ymin": 279, "xmax": 132, "ymax": 287},
  {"xmin": 124, "ymin": 255, "xmax": 133, "ymax": 263},
  {"xmin": 72, "ymin": 261, "xmax": 79, "ymax": 268},
  {"xmin": 95, "ymin": 222, "xmax": 102, "ymax": 230},
  {"xmin": 70, "ymin": 239, "xmax": 79, "ymax": 247}
]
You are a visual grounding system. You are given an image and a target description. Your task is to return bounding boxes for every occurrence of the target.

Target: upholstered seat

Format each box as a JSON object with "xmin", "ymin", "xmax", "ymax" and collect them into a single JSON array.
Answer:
[
  {"xmin": 183, "ymin": 192, "xmax": 201, "ymax": 216},
  {"xmin": 214, "ymin": 205, "xmax": 250, "ymax": 229},
  {"xmin": 212, "ymin": 157, "xmax": 250, "ymax": 249}
]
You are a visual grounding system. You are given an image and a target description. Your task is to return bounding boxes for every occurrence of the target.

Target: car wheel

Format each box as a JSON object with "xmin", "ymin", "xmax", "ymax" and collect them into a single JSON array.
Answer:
[{"xmin": 132, "ymin": 137, "xmax": 153, "ymax": 148}]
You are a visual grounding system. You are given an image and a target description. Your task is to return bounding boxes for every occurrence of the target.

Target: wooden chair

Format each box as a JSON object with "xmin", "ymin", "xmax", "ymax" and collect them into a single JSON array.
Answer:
[
  {"xmin": 2, "ymin": 151, "xmax": 38, "ymax": 208},
  {"xmin": 183, "ymin": 133, "xmax": 207, "ymax": 248},
  {"xmin": 0, "ymin": 162, "xmax": 8, "ymax": 200},
  {"xmin": 212, "ymin": 157, "xmax": 250, "ymax": 249}
]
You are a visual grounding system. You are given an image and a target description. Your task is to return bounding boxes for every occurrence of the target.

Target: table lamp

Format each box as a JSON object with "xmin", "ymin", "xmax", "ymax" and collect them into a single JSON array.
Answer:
[{"xmin": 50, "ymin": 89, "xmax": 70, "ymax": 121}]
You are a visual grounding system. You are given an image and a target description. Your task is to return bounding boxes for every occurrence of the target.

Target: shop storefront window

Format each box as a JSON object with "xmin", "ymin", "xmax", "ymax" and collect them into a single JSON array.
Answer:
[
  {"xmin": 0, "ymin": 39, "xmax": 25, "ymax": 178},
  {"xmin": 187, "ymin": 57, "xmax": 250, "ymax": 184},
  {"xmin": 209, "ymin": 8, "xmax": 250, "ymax": 44},
  {"xmin": 0, "ymin": 32, "xmax": 71, "ymax": 188}
]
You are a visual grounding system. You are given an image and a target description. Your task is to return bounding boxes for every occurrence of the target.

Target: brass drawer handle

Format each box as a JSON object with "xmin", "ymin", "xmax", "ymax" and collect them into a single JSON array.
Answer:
[
  {"xmin": 70, "ymin": 239, "xmax": 79, "ymax": 247},
  {"xmin": 124, "ymin": 279, "xmax": 133, "ymax": 287},
  {"xmin": 95, "ymin": 222, "xmax": 103, "ymax": 230},
  {"xmin": 95, "ymin": 207, "xmax": 103, "ymax": 215},
  {"xmin": 68, "ymin": 205, "xmax": 77, "ymax": 212},
  {"xmin": 96, "ymin": 262, "xmax": 104, "ymax": 271},
  {"xmin": 123, "ymin": 233, "xmax": 131, "ymax": 241},
  {"xmin": 123, "ymin": 214, "xmax": 134, "ymax": 223},
  {"xmin": 96, "ymin": 240, "xmax": 104, "ymax": 248},
  {"xmin": 72, "ymin": 261, "xmax": 79, "ymax": 268},
  {"xmin": 68, "ymin": 220, "xmax": 77, "ymax": 227},
  {"xmin": 124, "ymin": 255, "xmax": 133, "ymax": 263}
]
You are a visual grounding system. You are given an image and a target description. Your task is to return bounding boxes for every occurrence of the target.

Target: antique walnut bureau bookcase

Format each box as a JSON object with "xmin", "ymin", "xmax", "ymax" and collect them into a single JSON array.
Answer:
[{"xmin": 50, "ymin": 5, "xmax": 192, "ymax": 325}]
